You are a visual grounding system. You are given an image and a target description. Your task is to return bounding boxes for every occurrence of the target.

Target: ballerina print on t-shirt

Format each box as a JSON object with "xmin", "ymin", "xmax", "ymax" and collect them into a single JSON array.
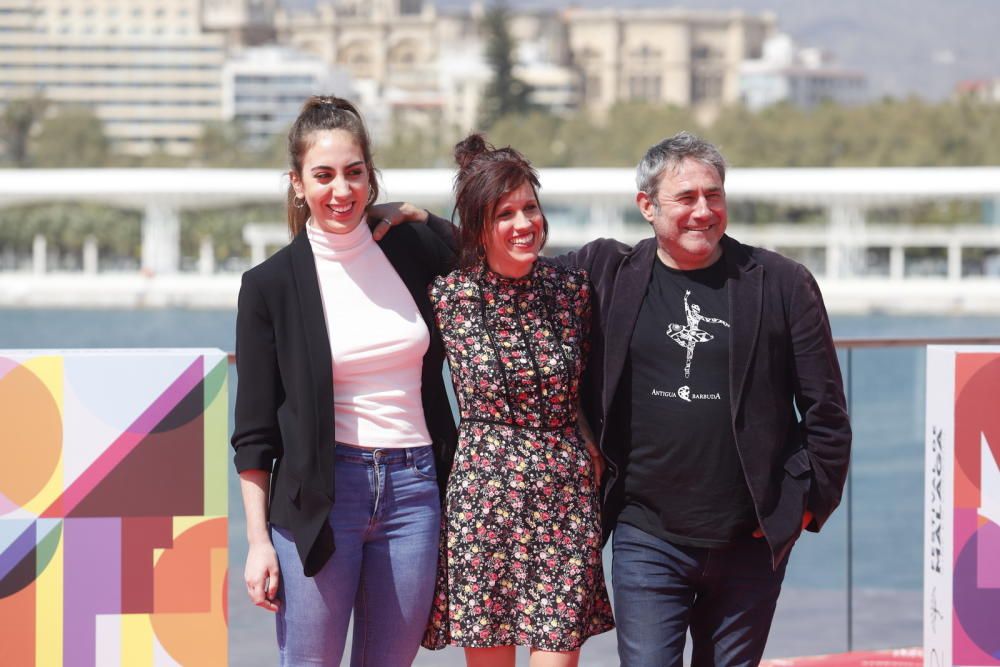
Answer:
[{"xmin": 666, "ymin": 290, "xmax": 730, "ymax": 378}]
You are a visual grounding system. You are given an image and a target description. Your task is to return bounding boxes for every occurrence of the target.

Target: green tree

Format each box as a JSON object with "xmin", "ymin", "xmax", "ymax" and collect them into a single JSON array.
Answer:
[
  {"xmin": 597, "ymin": 103, "xmax": 699, "ymax": 166},
  {"xmin": 0, "ymin": 203, "xmax": 140, "ymax": 261},
  {"xmin": 1, "ymin": 93, "xmax": 48, "ymax": 167},
  {"xmin": 32, "ymin": 106, "xmax": 109, "ymax": 167},
  {"xmin": 181, "ymin": 204, "xmax": 282, "ymax": 264},
  {"xmin": 259, "ymin": 126, "xmax": 292, "ymax": 169},
  {"xmin": 479, "ymin": 2, "xmax": 532, "ymax": 129},
  {"xmin": 486, "ymin": 110, "xmax": 567, "ymax": 166},
  {"xmin": 193, "ymin": 120, "xmax": 252, "ymax": 167}
]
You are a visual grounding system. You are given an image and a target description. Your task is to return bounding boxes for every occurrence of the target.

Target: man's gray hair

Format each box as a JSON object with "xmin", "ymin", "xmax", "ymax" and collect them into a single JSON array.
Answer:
[{"xmin": 636, "ymin": 131, "xmax": 727, "ymax": 202}]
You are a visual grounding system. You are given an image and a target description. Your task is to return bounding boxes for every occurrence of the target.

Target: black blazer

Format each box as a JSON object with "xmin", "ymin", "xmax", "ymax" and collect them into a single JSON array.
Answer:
[
  {"xmin": 231, "ymin": 223, "xmax": 458, "ymax": 577},
  {"xmin": 552, "ymin": 235, "xmax": 851, "ymax": 568}
]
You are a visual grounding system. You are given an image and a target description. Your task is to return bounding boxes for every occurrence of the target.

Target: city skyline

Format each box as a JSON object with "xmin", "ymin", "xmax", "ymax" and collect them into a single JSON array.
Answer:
[{"xmin": 280, "ymin": 0, "xmax": 996, "ymax": 101}]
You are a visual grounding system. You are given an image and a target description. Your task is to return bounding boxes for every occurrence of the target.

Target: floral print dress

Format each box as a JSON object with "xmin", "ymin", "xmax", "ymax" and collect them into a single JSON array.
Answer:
[{"xmin": 422, "ymin": 261, "xmax": 614, "ymax": 652}]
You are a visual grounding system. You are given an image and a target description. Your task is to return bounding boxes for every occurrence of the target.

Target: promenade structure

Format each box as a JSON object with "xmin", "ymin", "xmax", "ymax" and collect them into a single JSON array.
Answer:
[
  {"xmin": 1, "ymin": 167, "xmax": 999, "ymax": 313},
  {"xmin": 0, "ymin": 0, "xmax": 227, "ymax": 155}
]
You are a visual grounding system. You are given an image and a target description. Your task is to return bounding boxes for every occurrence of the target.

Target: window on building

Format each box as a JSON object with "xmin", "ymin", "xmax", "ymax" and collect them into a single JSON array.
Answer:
[
  {"xmin": 628, "ymin": 74, "xmax": 661, "ymax": 101},
  {"xmin": 399, "ymin": 0, "xmax": 421, "ymax": 15},
  {"xmin": 691, "ymin": 44, "xmax": 720, "ymax": 61},
  {"xmin": 691, "ymin": 72, "xmax": 722, "ymax": 104},
  {"xmin": 630, "ymin": 44, "xmax": 661, "ymax": 64},
  {"xmin": 585, "ymin": 74, "xmax": 602, "ymax": 102},
  {"xmin": 388, "ymin": 40, "xmax": 419, "ymax": 69},
  {"xmin": 578, "ymin": 46, "xmax": 601, "ymax": 64}
]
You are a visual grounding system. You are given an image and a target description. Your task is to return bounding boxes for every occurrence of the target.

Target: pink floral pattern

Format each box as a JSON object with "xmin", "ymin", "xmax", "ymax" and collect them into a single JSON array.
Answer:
[{"xmin": 422, "ymin": 261, "xmax": 614, "ymax": 651}]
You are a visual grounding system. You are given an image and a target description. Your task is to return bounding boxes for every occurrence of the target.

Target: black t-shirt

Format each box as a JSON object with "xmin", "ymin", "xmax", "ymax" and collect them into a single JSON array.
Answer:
[{"xmin": 616, "ymin": 252, "xmax": 757, "ymax": 548}]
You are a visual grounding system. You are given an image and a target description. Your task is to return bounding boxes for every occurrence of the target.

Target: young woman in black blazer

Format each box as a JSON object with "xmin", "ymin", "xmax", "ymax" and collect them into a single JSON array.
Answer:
[{"xmin": 231, "ymin": 96, "xmax": 457, "ymax": 667}]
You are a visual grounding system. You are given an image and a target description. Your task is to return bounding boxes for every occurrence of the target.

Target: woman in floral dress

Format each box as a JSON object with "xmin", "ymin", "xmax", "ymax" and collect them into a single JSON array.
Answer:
[{"xmin": 422, "ymin": 135, "xmax": 614, "ymax": 667}]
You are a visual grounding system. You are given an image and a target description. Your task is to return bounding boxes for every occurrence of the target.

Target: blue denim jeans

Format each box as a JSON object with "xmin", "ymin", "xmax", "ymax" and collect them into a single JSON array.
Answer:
[
  {"xmin": 612, "ymin": 522, "xmax": 789, "ymax": 667},
  {"xmin": 272, "ymin": 443, "xmax": 441, "ymax": 667}
]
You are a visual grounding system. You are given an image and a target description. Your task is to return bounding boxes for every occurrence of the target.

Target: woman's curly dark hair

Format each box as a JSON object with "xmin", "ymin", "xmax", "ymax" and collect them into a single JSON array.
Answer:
[{"xmin": 451, "ymin": 133, "xmax": 547, "ymax": 269}]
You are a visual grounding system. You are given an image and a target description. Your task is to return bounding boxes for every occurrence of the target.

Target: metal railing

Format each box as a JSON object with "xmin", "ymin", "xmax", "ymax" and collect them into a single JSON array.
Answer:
[
  {"xmin": 224, "ymin": 335, "xmax": 1000, "ymax": 659},
  {"xmin": 835, "ymin": 336, "xmax": 1000, "ymax": 652}
]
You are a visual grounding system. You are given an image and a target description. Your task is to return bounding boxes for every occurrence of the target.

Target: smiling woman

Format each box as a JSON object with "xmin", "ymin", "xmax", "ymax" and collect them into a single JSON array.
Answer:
[
  {"xmin": 421, "ymin": 135, "xmax": 615, "ymax": 667},
  {"xmin": 230, "ymin": 95, "xmax": 458, "ymax": 667}
]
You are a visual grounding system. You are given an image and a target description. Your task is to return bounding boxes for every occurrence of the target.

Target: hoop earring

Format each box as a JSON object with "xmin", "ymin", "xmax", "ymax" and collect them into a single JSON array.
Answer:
[{"xmin": 293, "ymin": 196, "xmax": 306, "ymax": 209}]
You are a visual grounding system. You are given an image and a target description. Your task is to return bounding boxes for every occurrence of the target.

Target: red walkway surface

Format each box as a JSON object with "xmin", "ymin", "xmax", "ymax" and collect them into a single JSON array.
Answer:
[{"xmin": 761, "ymin": 648, "xmax": 923, "ymax": 666}]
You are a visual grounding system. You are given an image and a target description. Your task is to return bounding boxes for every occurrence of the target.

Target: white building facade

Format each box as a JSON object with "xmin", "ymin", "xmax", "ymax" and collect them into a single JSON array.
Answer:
[
  {"xmin": 0, "ymin": 0, "xmax": 228, "ymax": 155},
  {"xmin": 740, "ymin": 34, "xmax": 866, "ymax": 110},
  {"xmin": 222, "ymin": 46, "xmax": 354, "ymax": 147}
]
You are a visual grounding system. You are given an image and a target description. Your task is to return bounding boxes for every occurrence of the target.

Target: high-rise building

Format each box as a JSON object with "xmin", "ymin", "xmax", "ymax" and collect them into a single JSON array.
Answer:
[{"xmin": 0, "ymin": 0, "xmax": 226, "ymax": 155}]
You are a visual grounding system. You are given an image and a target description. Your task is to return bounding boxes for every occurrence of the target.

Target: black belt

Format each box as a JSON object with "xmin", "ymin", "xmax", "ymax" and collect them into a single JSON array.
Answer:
[{"xmin": 461, "ymin": 416, "xmax": 574, "ymax": 432}]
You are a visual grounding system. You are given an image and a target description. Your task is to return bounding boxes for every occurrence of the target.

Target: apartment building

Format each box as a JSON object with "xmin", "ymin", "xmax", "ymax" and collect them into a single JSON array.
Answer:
[
  {"xmin": 222, "ymin": 46, "xmax": 353, "ymax": 147},
  {"xmin": 740, "ymin": 34, "xmax": 866, "ymax": 111},
  {"xmin": 0, "ymin": 0, "xmax": 226, "ymax": 155}
]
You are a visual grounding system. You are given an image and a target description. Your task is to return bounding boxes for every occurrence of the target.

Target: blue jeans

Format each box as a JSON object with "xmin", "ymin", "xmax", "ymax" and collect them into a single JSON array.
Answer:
[
  {"xmin": 612, "ymin": 522, "xmax": 789, "ymax": 667},
  {"xmin": 272, "ymin": 443, "xmax": 441, "ymax": 667}
]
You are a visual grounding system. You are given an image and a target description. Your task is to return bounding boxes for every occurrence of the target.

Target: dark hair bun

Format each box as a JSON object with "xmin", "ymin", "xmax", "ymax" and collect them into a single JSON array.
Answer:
[{"xmin": 454, "ymin": 133, "xmax": 492, "ymax": 170}]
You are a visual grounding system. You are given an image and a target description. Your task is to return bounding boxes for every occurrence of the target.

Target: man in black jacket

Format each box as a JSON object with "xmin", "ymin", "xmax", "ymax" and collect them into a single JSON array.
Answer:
[{"xmin": 551, "ymin": 132, "xmax": 851, "ymax": 666}]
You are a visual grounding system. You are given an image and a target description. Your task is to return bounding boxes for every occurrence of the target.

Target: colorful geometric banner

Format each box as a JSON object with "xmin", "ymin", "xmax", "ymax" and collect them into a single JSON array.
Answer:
[
  {"xmin": 0, "ymin": 349, "xmax": 228, "ymax": 666},
  {"xmin": 925, "ymin": 347, "xmax": 1000, "ymax": 667}
]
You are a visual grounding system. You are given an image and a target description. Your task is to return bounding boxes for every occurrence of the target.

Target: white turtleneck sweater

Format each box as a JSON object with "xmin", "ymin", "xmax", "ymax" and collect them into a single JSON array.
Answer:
[{"xmin": 307, "ymin": 219, "xmax": 432, "ymax": 448}]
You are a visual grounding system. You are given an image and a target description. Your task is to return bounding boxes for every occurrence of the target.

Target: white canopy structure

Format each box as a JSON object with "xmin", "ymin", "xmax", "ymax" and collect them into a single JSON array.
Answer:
[{"xmin": 1, "ymin": 167, "xmax": 999, "ymax": 311}]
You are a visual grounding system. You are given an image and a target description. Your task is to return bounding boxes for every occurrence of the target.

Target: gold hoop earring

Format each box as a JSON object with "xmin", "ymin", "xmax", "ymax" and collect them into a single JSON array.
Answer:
[{"xmin": 293, "ymin": 196, "xmax": 306, "ymax": 209}]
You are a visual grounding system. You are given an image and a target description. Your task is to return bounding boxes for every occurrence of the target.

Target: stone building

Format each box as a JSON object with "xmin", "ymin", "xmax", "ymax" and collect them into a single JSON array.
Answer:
[{"xmin": 563, "ymin": 7, "xmax": 775, "ymax": 120}]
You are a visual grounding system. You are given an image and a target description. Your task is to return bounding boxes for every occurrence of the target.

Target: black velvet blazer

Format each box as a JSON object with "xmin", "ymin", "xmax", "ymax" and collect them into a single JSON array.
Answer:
[
  {"xmin": 231, "ymin": 222, "xmax": 458, "ymax": 577},
  {"xmin": 552, "ymin": 235, "xmax": 852, "ymax": 568}
]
